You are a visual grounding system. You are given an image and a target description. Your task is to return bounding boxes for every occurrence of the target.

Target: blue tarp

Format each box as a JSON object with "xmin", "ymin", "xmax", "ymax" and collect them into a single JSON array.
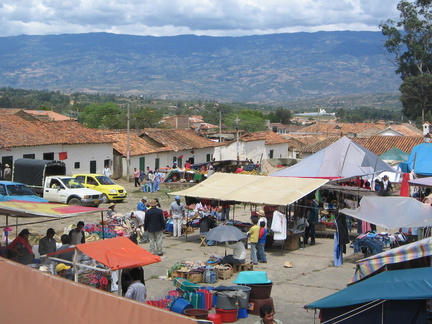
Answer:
[
  {"xmin": 399, "ymin": 143, "xmax": 432, "ymax": 176},
  {"xmin": 306, "ymin": 267, "xmax": 432, "ymax": 310}
]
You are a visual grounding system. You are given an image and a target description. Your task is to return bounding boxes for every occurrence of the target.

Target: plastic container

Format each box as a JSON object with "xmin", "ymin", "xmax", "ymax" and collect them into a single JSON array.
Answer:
[
  {"xmin": 215, "ymin": 294, "xmax": 238, "ymax": 310},
  {"xmin": 232, "ymin": 271, "xmax": 272, "ymax": 284},
  {"xmin": 215, "ymin": 308, "xmax": 238, "ymax": 323},
  {"xmin": 169, "ymin": 297, "xmax": 193, "ymax": 314},
  {"xmin": 247, "ymin": 283, "xmax": 273, "ymax": 299},
  {"xmin": 237, "ymin": 308, "xmax": 248, "ymax": 319},
  {"xmin": 248, "ymin": 297, "xmax": 274, "ymax": 316},
  {"xmin": 183, "ymin": 308, "xmax": 209, "ymax": 319},
  {"xmin": 208, "ymin": 314, "xmax": 223, "ymax": 324},
  {"xmin": 228, "ymin": 285, "xmax": 251, "ymax": 309}
]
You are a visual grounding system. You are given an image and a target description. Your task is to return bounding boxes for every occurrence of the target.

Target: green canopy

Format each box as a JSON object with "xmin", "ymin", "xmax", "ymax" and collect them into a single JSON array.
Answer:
[
  {"xmin": 380, "ymin": 147, "xmax": 409, "ymax": 162},
  {"xmin": 306, "ymin": 267, "xmax": 432, "ymax": 310}
]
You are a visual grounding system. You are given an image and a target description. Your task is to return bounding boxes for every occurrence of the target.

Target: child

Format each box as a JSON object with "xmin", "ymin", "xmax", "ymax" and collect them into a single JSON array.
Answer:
[
  {"xmin": 257, "ymin": 221, "xmax": 267, "ymax": 263},
  {"xmin": 247, "ymin": 217, "xmax": 260, "ymax": 265}
]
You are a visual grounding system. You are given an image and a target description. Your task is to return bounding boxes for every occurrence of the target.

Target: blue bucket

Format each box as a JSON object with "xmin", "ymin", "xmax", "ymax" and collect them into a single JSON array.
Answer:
[
  {"xmin": 237, "ymin": 308, "xmax": 248, "ymax": 319},
  {"xmin": 170, "ymin": 297, "xmax": 193, "ymax": 314}
]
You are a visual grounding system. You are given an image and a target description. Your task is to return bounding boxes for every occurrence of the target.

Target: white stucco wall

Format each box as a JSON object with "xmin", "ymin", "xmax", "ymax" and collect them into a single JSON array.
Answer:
[
  {"xmin": 214, "ymin": 140, "xmax": 288, "ymax": 162},
  {"xmin": 1, "ymin": 143, "xmax": 113, "ymax": 175}
]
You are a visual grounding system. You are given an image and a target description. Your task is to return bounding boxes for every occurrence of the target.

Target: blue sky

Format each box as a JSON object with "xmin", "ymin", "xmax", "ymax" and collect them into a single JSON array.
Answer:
[{"xmin": 0, "ymin": 0, "xmax": 401, "ymax": 37}]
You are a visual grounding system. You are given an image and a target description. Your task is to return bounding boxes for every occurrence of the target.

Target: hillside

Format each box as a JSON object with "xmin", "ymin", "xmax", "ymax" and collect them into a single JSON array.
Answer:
[{"xmin": 0, "ymin": 31, "xmax": 401, "ymax": 102}]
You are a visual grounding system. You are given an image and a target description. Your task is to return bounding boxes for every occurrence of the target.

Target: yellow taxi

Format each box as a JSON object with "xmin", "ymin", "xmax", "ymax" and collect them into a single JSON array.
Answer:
[{"xmin": 72, "ymin": 174, "xmax": 127, "ymax": 203}]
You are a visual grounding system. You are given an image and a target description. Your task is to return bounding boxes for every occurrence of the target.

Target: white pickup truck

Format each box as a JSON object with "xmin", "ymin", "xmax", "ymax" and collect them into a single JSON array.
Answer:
[{"xmin": 43, "ymin": 176, "xmax": 103, "ymax": 207}]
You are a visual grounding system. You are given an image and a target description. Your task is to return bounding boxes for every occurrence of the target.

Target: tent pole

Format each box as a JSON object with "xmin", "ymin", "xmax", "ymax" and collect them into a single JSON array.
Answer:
[
  {"xmin": 118, "ymin": 269, "xmax": 122, "ymax": 296},
  {"xmin": 101, "ymin": 211, "xmax": 105, "ymax": 240},
  {"xmin": 5, "ymin": 215, "xmax": 8, "ymax": 251},
  {"xmin": 73, "ymin": 248, "xmax": 79, "ymax": 282}
]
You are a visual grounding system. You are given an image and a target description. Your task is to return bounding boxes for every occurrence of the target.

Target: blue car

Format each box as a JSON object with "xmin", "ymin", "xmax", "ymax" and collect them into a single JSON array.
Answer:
[{"xmin": 0, "ymin": 181, "xmax": 49, "ymax": 203}]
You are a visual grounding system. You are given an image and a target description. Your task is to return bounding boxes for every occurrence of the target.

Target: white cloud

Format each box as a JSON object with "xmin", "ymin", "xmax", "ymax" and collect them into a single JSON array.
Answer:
[{"xmin": 0, "ymin": 0, "xmax": 401, "ymax": 36}]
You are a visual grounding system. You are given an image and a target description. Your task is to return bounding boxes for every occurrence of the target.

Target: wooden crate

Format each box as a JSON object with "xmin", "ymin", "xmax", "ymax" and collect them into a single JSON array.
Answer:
[{"xmin": 233, "ymin": 262, "xmax": 254, "ymax": 273}]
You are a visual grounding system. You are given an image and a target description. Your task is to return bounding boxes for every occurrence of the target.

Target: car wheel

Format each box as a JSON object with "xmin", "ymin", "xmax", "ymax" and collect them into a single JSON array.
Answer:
[
  {"xmin": 68, "ymin": 198, "xmax": 82, "ymax": 206},
  {"xmin": 102, "ymin": 194, "xmax": 109, "ymax": 204}
]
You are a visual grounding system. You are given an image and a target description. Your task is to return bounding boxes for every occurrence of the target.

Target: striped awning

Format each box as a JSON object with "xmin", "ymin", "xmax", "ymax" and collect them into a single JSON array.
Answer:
[{"xmin": 352, "ymin": 237, "xmax": 432, "ymax": 282}]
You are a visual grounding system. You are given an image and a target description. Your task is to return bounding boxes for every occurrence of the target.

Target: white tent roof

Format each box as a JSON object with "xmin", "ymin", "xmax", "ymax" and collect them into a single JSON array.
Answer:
[
  {"xmin": 340, "ymin": 196, "xmax": 432, "ymax": 229},
  {"xmin": 271, "ymin": 136, "xmax": 395, "ymax": 179},
  {"xmin": 169, "ymin": 173, "xmax": 328, "ymax": 205}
]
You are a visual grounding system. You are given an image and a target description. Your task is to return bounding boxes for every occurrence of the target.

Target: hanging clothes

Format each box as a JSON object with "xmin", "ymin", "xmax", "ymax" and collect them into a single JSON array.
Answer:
[{"xmin": 271, "ymin": 210, "xmax": 287, "ymax": 240}]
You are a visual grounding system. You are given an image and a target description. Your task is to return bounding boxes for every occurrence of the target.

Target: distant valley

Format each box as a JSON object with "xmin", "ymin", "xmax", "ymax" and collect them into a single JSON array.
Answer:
[{"xmin": 0, "ymin": 31, "xmax": 401, "ymax": 103}]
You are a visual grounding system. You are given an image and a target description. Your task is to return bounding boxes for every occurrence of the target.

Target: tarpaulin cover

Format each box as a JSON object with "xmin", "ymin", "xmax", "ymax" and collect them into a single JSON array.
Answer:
[
  {"xmin": 13, "ymin": 158, "xmax": 66, "ymax": 187},
  {"xmin": 0, "ymin": 199, "xmax": 104, "ymax": 218},
  {"xmin": 271, "ymin": 136, "xmax": 395, "ymax": 179},
  {"xmin": 380, "ymin": 147, "xmax": 409, "ymax": 162},
  {"xmin": 0, "ymin": 257, "xmax": 197, "ymax": 324},
  {"xmin": 400, "ymin": 143, "xmax": 432, "ymax": 176},
  {"xmin": 307, "ymin": 267, "xmax": 432, "ymax": 310},
  {"xmin": 408, "ymin": 176, "xmax": 432, "ymax": 188},
  {"xmin": 352, "ymin": 237, "xmax": 432, "ymax": 282},
  {"xmin": 340, "ymin": 196, "xmax": 432, "ymax": 229},
  {"xmin": 75, "ymin": 236, "xmax": 161, "ymax": 270},
  {"xmin": 169, "ymin": 173, "xmax": 328, "ymax": 205}
]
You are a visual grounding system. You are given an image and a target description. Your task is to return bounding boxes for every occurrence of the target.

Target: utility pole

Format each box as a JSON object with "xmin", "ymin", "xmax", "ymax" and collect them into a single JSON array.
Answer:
[
  {"xmin": 215, "ymin": 103, "xmax": 222, "ymax": 160},
  {"xmin": 235, "ymin": 115, "xmax": 240, "ymax": 161},
  {"xmin": 126, "ymin": 104, "xmax": 130, "ymax": 181}
]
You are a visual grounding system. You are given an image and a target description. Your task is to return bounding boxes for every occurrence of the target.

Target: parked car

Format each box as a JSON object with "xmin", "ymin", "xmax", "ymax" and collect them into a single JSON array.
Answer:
[
  {"xmin": 0, "ymin": 181, "xmax": 49, "ymax": 203},
  {"xmin": 73, "ymin": 174, "xmax": 127, "ymax": 203}
]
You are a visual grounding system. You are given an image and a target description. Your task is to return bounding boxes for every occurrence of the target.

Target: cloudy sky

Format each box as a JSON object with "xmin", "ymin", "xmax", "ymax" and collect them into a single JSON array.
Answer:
[{"xmin": 1, "ymin": 0, "xmax": 401, "ymax": 37}]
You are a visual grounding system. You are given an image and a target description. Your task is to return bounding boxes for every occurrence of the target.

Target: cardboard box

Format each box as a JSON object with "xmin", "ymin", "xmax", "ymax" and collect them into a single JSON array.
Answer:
[{"xmin": 284, "ymin": 236, "xmax": 299, "ymax": 250}]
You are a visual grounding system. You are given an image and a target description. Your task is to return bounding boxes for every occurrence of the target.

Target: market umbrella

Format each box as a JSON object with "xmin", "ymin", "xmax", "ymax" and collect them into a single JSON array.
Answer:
[{"xmin": 205, "ymin": 225, "xmax": 247, "ymax": 243}]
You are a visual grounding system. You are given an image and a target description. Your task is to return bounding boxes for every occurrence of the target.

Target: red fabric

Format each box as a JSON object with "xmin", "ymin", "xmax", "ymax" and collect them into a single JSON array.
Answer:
[
  {"xmin": 400, "ymin": 173, "xmax": 410, "ymax": 197},
  {"xmin": 178, "ymin": 155, "xmax": 184, "ymax": 159},
  {"xmin": 58, "ymin": 152, "xmax": 68, "ymax": 160},
  {"xmin": 8, "ymin": 236, "xmax": 33, "ymax": 255},
  {"xmin": 259, "ymin": 227, "xmax": 265, "ymax": 240}
]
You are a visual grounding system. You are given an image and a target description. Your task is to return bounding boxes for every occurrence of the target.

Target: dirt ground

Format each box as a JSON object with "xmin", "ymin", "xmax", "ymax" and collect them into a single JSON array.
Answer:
[{"xmin": 2, "ymin": 179, "xmax": 367, "ymax": 323}]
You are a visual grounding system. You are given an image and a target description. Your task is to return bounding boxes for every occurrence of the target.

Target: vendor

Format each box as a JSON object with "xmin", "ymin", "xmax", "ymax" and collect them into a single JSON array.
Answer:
[
  {"xmin": 8, "ymin": 229, "xmax": 34, "ymax": 265},
  {"xmin": 222, "ymin": 240, "xmax": 246, "ymax": 265},
  {"xmin": 56, "ymin": 263, "xmax": 71, "ymax": 278},
  {"xmin": 107, "ymin": 202, "xmax": 116, "ymax": 219},
  {"xmin": 200, "ymin": 214, "xmax": 216, "ymax": 246}
]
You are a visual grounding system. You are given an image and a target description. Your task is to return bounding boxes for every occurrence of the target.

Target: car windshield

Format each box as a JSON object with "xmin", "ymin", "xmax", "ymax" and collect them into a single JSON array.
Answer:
[
  {"xmin": 62, "ymin": 178, "xmax": 85, "ymax": 189},
  {"xmin": 6, "ymin": 184, "xmax": 36, "ymax": 196},
  {"xmin": 95, "ymin": 176, "xmax": 115, "ymax": 185}
]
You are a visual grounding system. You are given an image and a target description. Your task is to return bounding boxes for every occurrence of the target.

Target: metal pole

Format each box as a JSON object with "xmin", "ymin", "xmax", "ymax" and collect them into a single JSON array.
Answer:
[{"xmin": 126, "ymin": 104, "xmax": 130, "ymax": 181}]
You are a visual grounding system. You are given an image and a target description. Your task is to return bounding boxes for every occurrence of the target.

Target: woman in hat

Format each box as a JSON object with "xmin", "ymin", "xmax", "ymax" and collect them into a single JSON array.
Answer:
[
  {"xmin": 8, "ymin": 229, "xmax": 34, "ymax": 265},
  {"xmin": 3, "ymin": 163, "xmax": 11, "ymax": 181}
]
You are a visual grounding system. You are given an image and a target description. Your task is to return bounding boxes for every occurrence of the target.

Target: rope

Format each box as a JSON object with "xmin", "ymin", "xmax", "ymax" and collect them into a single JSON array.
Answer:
[{"xmin": 321, "ymin": 299, "xmax": 386, "ymax": 324}]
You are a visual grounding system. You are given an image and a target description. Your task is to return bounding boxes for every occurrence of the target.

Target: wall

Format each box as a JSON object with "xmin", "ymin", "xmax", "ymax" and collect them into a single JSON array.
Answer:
[{"xmin": 1, "ymin": 143, "xmax": 113, "ymax": 176}]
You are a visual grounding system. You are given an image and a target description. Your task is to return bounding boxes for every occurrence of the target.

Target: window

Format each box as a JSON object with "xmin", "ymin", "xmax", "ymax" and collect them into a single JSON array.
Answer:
[
  {"xmin": 155, "ymin": 158, "xmax": 160, "ymax": 170},
  {"xmin": 206, "ymin": 154, "xmax": 211, "ymax": 162},
  {"xmin": 90, "ymin": 160, "xmax": 96, "ymax": 173},
  {"xmin": 43, "ymin": 152, "xmax": 54, "ymax": 160},
  {"xmin": 23, "ymin": 154, "xmax": 35, "ymax": 159},
  {"xmin": 74, "ymin": 162, "xmax": 80, "ymax": 169},
  {"xmin": 269, "ymin": 150, "xmax": 274, "ymax": 158}
]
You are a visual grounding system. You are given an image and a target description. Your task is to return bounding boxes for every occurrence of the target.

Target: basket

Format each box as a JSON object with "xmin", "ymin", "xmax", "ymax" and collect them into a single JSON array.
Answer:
[
  {"xmin": 187, "ymin": 272, "xmax": 203, "ymax": 283},
  {"xmin": 216, "ymin": 264, "xmax": 233, "ymax": 280}
]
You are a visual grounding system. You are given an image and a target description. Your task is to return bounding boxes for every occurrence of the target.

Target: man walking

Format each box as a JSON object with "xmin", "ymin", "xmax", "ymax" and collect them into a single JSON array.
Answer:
[
  {"xmin": 169, "ymin": 195, "xmax": 185, "ymax": 238},
  {"xmin": 144, "ymin": 200, "xmax": 165, "ymax": 256}
]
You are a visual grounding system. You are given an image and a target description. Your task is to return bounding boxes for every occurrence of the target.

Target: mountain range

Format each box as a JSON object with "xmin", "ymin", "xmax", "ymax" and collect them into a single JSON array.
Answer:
[{"xmin": 0, "ymin": 31, "xmax": 401, "ymax": 103}]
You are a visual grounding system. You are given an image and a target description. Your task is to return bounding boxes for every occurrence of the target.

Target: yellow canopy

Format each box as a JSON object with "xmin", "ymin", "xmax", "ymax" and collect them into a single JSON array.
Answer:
[{"xmin": 169, "ymin": 173, "xmax": 328, "ymax": 205}]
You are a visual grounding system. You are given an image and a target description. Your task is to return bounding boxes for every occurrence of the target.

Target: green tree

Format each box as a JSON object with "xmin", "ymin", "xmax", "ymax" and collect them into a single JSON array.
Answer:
[
  {"xmin": 130, "ymin": 107, "xmax": 163, "ymax": 129},
  {"xmin": 278, "ymin": 107, "xmax": 293, "ymax": 124},
  {"xmin": 380, "ymin": 0, "xmax": 432, "ymax": 121},
  {"xmin": 225, "ymin": 110, "xmax": 267, "ymax": 132},
  {"xmin": 400, "ymin": 74, "xmax": 432, "ymax": 121},
  {"xmin": 80, "ymin": 102, "xmax": 124, "ymax": 128}
]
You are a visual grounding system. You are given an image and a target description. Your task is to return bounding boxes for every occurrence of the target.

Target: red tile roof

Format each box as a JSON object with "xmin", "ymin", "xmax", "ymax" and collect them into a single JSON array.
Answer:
[
  {"xmin": 241, "ymin": 131, "xmax": 289, "ymax": 145},
  {"xmin": 356, "ymin": 135, "xmax": 424, "ymax": 155},
  {"xmin": 300, "ymin": 136, "xmax": 341, "ymax": 153},
  {"xmin": 0, "ymin": 117, "xmax": 112, "ymax": 148},
  {"xmin": 140, "ymin": 129, "xmax": 223, "ymax": 151}
]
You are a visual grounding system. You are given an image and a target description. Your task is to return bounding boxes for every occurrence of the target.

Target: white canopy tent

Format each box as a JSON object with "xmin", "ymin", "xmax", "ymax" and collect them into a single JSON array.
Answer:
[
  {"xmin": 169, "ymin": 173, "xmax": 328, "ymax": 206},
  {"xmin": 340, "ymin": 196, "xmax": 432, "ymax": 229}
]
